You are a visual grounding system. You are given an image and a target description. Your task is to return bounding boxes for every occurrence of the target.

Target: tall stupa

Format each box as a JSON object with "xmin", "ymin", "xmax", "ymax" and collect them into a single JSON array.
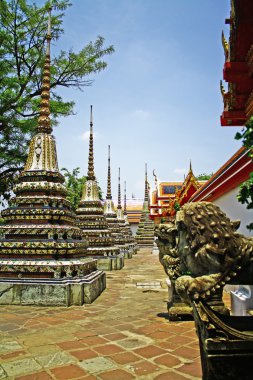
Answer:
[
  {"xmin": 136, "ymin": 164, "xmax": 155, "ymax": 247},
  {"xmin": 123, "ymin": 181, "xmax": 138, "ymax": 254},
  {"xmin": 0, "ymin": 7, "xmax": 105, "ymax": 306},
  {"xmin": 103, "ymin": 147, "xmax": 131, "ymax": 258},
  {"xmin": 76, "ymin": 109, "xmax": 124, "ymax": 271}
]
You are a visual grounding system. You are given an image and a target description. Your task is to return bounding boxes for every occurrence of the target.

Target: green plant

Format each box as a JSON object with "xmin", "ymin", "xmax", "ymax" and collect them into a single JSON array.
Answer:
[{"xmin": 235, "ymin": 116, "xmax": 253, "ymax": 231}]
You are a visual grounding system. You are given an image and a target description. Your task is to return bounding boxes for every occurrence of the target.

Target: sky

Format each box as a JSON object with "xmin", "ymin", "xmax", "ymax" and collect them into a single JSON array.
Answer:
[{"xmin": 50, "ymin": 0, "xmax": 242, "ymax": 199}]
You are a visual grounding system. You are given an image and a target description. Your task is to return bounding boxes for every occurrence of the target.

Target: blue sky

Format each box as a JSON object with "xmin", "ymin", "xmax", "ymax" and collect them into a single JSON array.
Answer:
[{"xmin": 52, "ymin": 0, "xmax": 241, "ymax": 199}]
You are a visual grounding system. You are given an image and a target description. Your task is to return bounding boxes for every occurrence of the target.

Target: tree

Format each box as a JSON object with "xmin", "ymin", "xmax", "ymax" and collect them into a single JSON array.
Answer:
[
  {"xmin": 61, "ymin": 167, "xmax": 86, "ymax": 210},
  {"xmin": 61, "ymin": 167, "xmax": 103, "ymax": 210},
  {"xmin": 235, "ymin": 116, "xmax": 253, "ymax": 231},
  {"xmin": 196, "ymin": 173, "xmax": 213, "ymax": 181},
  {"xmin": 0, "ymin": 0, "xmax": 114, "ymax": 203}
]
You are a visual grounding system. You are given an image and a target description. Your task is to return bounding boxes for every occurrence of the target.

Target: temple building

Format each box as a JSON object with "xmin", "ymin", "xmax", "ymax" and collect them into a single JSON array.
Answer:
[
  {"xmin": 103, "ymin": 147, "xmax": 131, "ymax": 259},
  {"xmin": 220, "ymin": 0, "xmax": 253, "ymax": 126},
  {"xmin": 189, "ymin": 147, "xmax": 253, "ymax": 236},
  {"xmin": 76, "ymin": 108, "xmax": 124, "ymax": 271},
  {"xmin": 194, "ymin": 0, "xmax": 253, "ymax": 237},
  {"xmin": 150, "ymin": 164, "xmax": 205, "ymax": 224},
  {"xmin": 0, "ymin": 9, "xmax": 105, "ymax": 306},
  {"xmin": 135, "ymin": 164, "xmax": 155, "ymax": 247}
]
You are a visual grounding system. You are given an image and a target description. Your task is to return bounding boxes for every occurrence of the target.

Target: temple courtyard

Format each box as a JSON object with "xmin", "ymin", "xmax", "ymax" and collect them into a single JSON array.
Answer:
[{"xmin": 0, "ymin": 248, "xmax": 203, "ymax": 380}]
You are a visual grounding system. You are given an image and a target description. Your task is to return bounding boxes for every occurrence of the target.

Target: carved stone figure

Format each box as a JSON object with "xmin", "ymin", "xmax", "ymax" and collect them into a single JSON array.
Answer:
[
  {"xmin": 173, "ymin": 202, "xmax": 253, "ymax": 304},
  {"xmin": 155, "ymin": 221, "xmax": 192, "ymax": 320}
]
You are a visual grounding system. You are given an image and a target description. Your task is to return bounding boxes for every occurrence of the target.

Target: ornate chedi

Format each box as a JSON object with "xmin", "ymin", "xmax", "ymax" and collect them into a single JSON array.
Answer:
[
  {"xmin": 123, "ymin": 181, "xmax": 138, "ymax": 254},
  {"xmin": 158, "ymin": 202, "xmax": 253, "ymax": 380},
  {"xmin": 115, "ymin": 168, "xmax": 133, "ymax": 258},
  {"xmin": 76, "ymin": 110, "xmax": 123, "ymax": 271},
  {"xmin": 0, "ymin": 9, "xmax": 105, "ymax": 306},
  {"xmin": 136, "ymin": 164, "xmax": 155, "ymax": 247},
  {"xmin": 103, "ymin": 147, "xmax": 130, "ymax": 259}
]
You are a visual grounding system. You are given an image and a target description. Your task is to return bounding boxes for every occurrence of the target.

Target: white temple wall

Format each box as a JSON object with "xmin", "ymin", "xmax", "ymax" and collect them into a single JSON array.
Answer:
[{"xmin": 213, "ymin": 186, "xmax": 253, "ymax": 237}]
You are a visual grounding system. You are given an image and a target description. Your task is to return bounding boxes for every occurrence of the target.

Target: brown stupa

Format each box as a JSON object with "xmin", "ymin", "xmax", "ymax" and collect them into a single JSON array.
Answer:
[
  {"xmin": 136, "ymin": 164, "xmax": 155, "ymax": 247},
  {"xmin": 76, "ymin": 109, "xmax": 124, "ymax": 271},
  {"xmin": 0, "ymin": 8, "xmax": 105, "ymax": 306},
  {"xmin": 103, "ymin": 148, "xmax": 132, "ymax": 259}
]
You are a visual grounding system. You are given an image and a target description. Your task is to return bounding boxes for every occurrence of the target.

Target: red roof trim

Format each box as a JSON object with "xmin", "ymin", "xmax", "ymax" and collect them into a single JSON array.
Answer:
[{"xmin": 189, "ymin": 147, "xmax": 253, "ymax": 202}]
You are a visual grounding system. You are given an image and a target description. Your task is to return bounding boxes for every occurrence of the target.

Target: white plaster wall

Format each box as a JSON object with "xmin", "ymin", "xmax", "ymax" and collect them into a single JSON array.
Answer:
[{"xmin": 213, "ymin": 186, "xmax": 253, "ymax": 237}]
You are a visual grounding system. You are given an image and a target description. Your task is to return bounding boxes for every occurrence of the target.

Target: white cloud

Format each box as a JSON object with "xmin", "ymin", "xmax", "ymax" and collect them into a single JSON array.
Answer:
[
  {"xmin": 131, "ymin": 109, "xmax": 150, "ymax": 120},
  {"xmin": 80, "ymin": 131, "xmax": 100, "ymax": 141},
  {"xmin": 173, "ymin": 168, "xmax": 186, "ymax": 174}
]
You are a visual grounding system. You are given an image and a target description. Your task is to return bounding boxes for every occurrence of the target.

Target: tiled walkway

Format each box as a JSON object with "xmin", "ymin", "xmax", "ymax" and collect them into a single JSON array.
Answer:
[{"xmin": 0, "ymin": 248, "xmax": 202, "ymax": 380}]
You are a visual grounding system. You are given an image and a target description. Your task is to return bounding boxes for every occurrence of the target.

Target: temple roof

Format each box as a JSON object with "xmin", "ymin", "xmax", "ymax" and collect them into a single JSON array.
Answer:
[{"xmin": 189, "ymin": 147, "xmax": 253, "ymax": 202}]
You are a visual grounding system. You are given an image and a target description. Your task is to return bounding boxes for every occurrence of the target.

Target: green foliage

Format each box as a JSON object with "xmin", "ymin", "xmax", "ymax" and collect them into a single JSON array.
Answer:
[
  {"xmin": 235, "ymin": 116, "xmax": 253, "ymax": 231},
  {"xmin": 62, "ymin": 167, "xmax": 103, "ymax": 210},
  {"xmin": 174, "ymin": 202, "xmax": 180, "ymax": 212},
  {"xmin": 0, "ymin": 0, "xmax": 114, "ymax": 202},
  {"xmin": 61, "ymin": 167, "xmax": 86, "ymax": 210},
  {"xmin": 196, "ymin": 173, "xmax": 213, "ymax": 180}
]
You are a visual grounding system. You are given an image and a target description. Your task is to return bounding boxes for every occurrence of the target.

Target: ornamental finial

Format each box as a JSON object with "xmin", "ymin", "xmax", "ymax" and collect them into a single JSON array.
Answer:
[
  {"xmin": 144, "ymin": 163, "xmax": 148, "ymax": 202},
  {"xmin": 106, "ymin": 145, "xmax": 112, "ymax": 199},
  {"xmin": 117, "ymin": 167, "xmax": 121, "ymax": 209},
  {"xmin": 124, "ymin": 180, "xmax": 127, "ymax": 215},
  {"xmin": 87, "ymin": 105, "xmax": 95, "ymax": 180},
  {"xmin": 37, "ymin": 5, "xmax": 52, "ymax": 134},
  {"xmin": 221, "ymin": 30, "xmax": 229, "ymax": 60}
]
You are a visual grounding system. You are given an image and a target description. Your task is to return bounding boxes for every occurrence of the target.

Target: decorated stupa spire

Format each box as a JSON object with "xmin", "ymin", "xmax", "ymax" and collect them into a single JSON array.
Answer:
[
  {"xmin": 106, "ymin": 145, "xmax": 112, "ymax": 200},
  {"xmin": 189, "ymin": 160, "xmax": 193, "ymax": 173},
  {"xmin": 117, "ymin": 167, "xmax": 122, "ymax": 210},
  {"xmin": 144, "ymin": 163, "xmax": 149, "ymax": 202},
  {"xmin": 37, "ymin": 5, "xmax": 52, "ymax": 134},
  {"xmin": 87, "ymin": 105, "xmax": 95, "ymax": 180},
  {"xmin": 124, "ymin": 181, "xmax": 127, "ymax": 215}
]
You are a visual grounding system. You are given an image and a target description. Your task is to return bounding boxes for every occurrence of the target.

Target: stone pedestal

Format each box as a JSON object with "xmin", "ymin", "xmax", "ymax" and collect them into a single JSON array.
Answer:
[
  {"xmin": 0, "ymin": 269, "xmax": 105, "ymax": 306},
  {"xmin": 193, "ymin": 300, "xmax": 253, "ymax": 380}
]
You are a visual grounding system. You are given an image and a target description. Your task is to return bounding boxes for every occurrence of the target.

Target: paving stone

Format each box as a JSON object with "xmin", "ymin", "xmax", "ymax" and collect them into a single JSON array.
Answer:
[
  {"xmin": 0, "ymin": 249, "xmax": 202, "ymax": 379},
  {"xmin": 70, "ymin": 349, "xmax": 98, "ymax": 361},
  {"xmin": 81, "ymin": 336, "xmax": 108, "ymax": 346},
  {"xmin": 16, "ymin": 371, "xmax": 53, "ymax": 380},
  {"xmin": 99, "ymin": 368, "xmax": 135, "ymax": 380},
  {"xmin": 50, "ymin": 364, "xmax": 87, "ymax": 379},
  {"xmin": 57, "ymin": 340, "xmax": 86, "ymax": 351},
  {"xmin": 0, "ymin": 341, "xmax": 23, "ymax": 354},
  {"xmin": 2, "ymin": 358, "xmax": 42, "ymax": 377},
  {"xmin": 134, "ymin": 345, "xmax": 166, "ymax": 358},
  {"xmin": 110, "ymin": 352, "xmax": 140, "ymax": 364},
  {"xmin": 154, "ymin": 353, "xmax": 182, "ymax": 367},
  {"xmin": 127, "ymin": 360, "xmax": 160, "ymax": 376},
  {"xmin": 27, "ymin": 344, "xmax": 61, "ymax": 356},
  {"xmin": 103, "ymin": 332, "xmax": 128, "ymax": 341},
  {"xmin": 93, "ymin": 344, "xmax": 124, "ymax": 355},
  {"xmin": 172, "ymin": 346, "xmax": 200, "ymax": 360},
  {"xmin": 177, "ymin": 360, "xmax": 202, "ymax": 378},
  {"xmin": 0, "ymin": 349, "xmax": 27, "ymax": 360},
  {"xmin": 0, "ymin": 366, "xmax": 7, "ymax": 380},
  {"xmin": 35, "ymin": 351, "xmax": 75, "ymax": 368},
  {"xmin": 78, "ymin": 357, "xmax": 117, "ymax": 374},
  {"xmin": 154, "ymin": 370, "xmax": 189, "ymax": 380}
]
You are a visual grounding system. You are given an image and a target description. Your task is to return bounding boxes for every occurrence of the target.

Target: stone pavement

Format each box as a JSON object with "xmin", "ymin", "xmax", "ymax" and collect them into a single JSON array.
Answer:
[{"xmin": 0, "ymin": 248, "xmax": 202, "ymax": 380}]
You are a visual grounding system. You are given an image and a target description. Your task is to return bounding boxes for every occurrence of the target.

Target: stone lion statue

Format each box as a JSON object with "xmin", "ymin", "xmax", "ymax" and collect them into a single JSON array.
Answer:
[
  {"xmin": 155, "ymin": 221, "xmax": 181, "ymax": 281},
  {"xmin": 157, "ymin": 202, "xmax": 253, "ymax": 304}
]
